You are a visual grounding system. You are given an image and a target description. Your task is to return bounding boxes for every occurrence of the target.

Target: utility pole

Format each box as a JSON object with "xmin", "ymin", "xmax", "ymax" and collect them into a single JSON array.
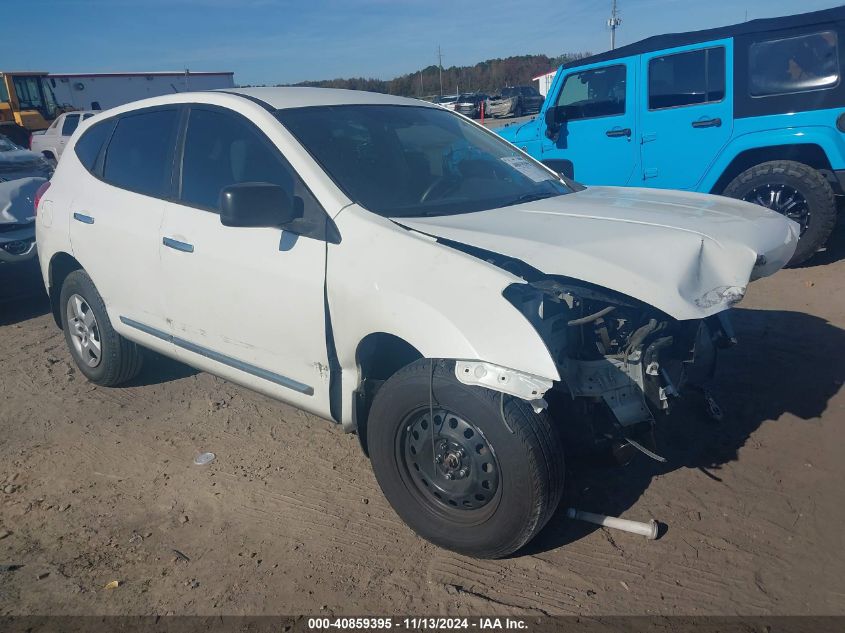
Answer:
[
  {"xmin": 437, "ymin": 46, "xmax": 444, "ymax": 96},
  {"xmin": 607, "ymin": 0, "xmax": 622, "ymax": 50}
]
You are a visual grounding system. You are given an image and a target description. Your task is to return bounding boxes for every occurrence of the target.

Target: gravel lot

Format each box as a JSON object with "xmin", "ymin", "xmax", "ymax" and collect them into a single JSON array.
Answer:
[{"xmin": 1, "ymin": 223, "xmax": 844, "ymax": 616}]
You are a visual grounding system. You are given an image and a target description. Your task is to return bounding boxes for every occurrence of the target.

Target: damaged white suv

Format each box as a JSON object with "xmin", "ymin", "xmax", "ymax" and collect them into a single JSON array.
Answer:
[{"xmin": 36, "ymin": 88, "xmax": 799, "ymax": 558}]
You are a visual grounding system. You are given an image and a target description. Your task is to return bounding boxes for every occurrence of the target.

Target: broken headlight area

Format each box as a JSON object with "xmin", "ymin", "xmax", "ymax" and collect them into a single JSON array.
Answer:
[{"xmin": 504, "ymin": 278, "xmax": 736, "ymax": 460}]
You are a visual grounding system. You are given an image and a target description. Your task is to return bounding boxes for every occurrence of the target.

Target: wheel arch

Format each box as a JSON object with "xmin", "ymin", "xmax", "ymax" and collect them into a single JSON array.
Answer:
[
  {"xmin": 704, "ymin": 131, "xmax": 840, "ymax": 195},
  {"xmin": 352, "ymin": 331, "xmax": 423, "ymax": 455},
  {"xmin": 47, "ymin": 251, "xmax": 83, "ymax": 328}
]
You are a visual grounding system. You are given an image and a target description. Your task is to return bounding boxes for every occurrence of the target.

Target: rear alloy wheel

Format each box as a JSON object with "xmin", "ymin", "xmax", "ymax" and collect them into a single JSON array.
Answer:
[
  {"xmin": 60, "ymin": 270, "xmax": 143, "ymax": 386},
  {"xmin": 723, "ymin": 160, "xmax": 837, "ymax": 266},
  {"xmin": 368, "ymin": 359, "xmax": 565, "ymax": 558},
  {"xmin": 66, "ymin": 294, "xmax": 102, "ymax": 368}
]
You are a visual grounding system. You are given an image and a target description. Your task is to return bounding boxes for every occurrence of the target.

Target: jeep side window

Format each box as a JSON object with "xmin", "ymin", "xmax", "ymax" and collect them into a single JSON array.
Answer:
[
  {"xmin": 179, "ymin": 107, "xmax": 324, "ymax": 226},
  {"xmin": 749, "ymin": 31, "xmax": 839, "ymax": 97},
  {"xmin": 556, "ymin": 65, "xmax": 626, "ymax": 120},
  {"xmin": 648, "ymin": 47, "xmax": 725, "ymax": 110}
]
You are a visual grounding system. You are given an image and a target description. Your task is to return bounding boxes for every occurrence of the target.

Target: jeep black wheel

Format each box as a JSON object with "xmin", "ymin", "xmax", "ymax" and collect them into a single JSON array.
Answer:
[
  {"xmin": 60, "ymin": 270, "xmax": 143, "ymax": 386},
  {"xmin": 723, "ymin": 160, "xmax": 837, "ymax": 266},
  {"xmin": 368, "ymin": 359, "xmax": 564, "ymax": 558}
]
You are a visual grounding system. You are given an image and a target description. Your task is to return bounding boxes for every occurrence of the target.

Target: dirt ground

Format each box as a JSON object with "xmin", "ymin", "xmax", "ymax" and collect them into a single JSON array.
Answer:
[{"xmin": 1, "ymin": 224, "xmax": 845, "ymax": 617}]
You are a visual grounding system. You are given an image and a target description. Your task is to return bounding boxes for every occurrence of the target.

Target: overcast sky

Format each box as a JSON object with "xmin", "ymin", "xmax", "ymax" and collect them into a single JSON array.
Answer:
[{"xmin": 5, "ymin": 0, "xmax": 844, "ymax": 85}]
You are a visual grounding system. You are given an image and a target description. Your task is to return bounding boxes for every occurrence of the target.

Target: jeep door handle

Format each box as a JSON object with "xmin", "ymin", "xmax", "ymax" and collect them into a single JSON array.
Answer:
[
  {"xmin": 606, "ymin": 128, "xmax": 631, "ymax": 138},
  {"xmin": 162, "ymin": 237, "xmax": 194, "ymax": 253},
  {"xmin": 72, "ymin": 212, "xmax": 94, "ymax": 224},
  {"xmin": 691, "ymin": 117, "xmax": 722, "ymax": 128}
]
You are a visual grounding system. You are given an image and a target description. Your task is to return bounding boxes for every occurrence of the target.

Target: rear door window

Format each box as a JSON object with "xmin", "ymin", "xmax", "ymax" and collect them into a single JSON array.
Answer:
[
  {"xmin": 557, "ymin": 64, "xmax": 626, "ymax": 120},
  {"xmin": 750, "ymin": 31, "xmax": 839, "ymax": 96},
  {"xmin": 61, "ymin": 114, "xmax": 81, "ymax": 136},
  {"xmin": 648, "ymin": 47, "xmax": 725, "ymax": 109},
  {"xmin": 102, "ymin": 108, "xmax": 179, "ymax": 198}
]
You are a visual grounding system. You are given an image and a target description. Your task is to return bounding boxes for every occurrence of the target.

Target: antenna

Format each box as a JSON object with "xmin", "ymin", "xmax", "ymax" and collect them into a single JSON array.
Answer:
[{"xmin": 607, "ymin": 0, "xmax": 622, "ymax": 50}]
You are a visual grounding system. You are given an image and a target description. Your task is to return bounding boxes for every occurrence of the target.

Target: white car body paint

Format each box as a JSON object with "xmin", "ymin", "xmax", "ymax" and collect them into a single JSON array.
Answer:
[
  {"xmin": 397, "ymin": 186, "xmax": 799, "ymax": 321},
  {"xmin": 35, "ymin": 87, "xmax": 799, "ymax": 434}
]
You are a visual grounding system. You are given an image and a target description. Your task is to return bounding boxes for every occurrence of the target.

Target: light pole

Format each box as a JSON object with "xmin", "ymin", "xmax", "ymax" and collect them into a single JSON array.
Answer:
[
  {"xmin": 608, "ymin": 0, "xmax": 622, "ymax": 50},
  {"xmin": 437, "ymin": 46, "xmax": 444, "ymax": 96}
]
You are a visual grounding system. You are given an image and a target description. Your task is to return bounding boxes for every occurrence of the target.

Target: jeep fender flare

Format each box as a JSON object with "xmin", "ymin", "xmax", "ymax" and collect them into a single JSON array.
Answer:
[{"xmin": 700, "ymin": 126, "xmax": 844, "ymax": 193}]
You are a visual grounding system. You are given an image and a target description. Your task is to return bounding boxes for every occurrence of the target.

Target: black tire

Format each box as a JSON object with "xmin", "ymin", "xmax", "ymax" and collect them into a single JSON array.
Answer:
[
  {"xmin": 367, "ymin": 359, "xmax": 564, "ymax": 558},
  {"xmin": 59, "ymin": 270, "xmax": 143, "ymax": 386},
  {"xmin": 722, "ymin": 160, "xmax": 837, "ymax": 266}
]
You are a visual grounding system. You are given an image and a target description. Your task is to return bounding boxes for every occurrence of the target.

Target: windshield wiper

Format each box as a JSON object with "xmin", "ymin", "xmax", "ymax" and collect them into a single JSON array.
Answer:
[{"xmin": 503, "ymin": 192, "xmax": 556, "ymax": 207}]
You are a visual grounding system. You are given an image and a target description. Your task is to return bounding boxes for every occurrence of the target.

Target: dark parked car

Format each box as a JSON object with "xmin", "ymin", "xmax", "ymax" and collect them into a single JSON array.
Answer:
[
  {"xmin": 486, "ymin": 86, "xmax": 545, "ymax": 118},
  {"xmin": 454, "ymin": 93, "xmax": 490, "ymax": 118},
  {"xmin": 0, "ymin": 135, "xmax": 53, "ymax": 181}
]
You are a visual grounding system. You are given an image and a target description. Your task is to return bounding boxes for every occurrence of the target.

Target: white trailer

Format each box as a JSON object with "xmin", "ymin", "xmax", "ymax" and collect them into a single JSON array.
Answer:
[
  {"xmin": 47, "ymin": 71, "xmax": 235, "ymax": 111},
  {"xmin": 533, "ymin": 70, "xmax": 557, "ymax": 97}
]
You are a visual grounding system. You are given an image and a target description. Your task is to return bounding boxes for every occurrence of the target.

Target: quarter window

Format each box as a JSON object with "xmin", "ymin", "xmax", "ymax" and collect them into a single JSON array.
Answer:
[
  {"xmin": 180, "ymin": 107, "xmax": 324, "ymax": 223},
  {"xmin": 74, "ymin": 119, "xmax": 114, "ymax": 172},
  {"xmin": 102, "ymin": 109, "xmax": 179, "ymax": 198},
  {"xmin": 749, "ymin": 31, "xmax": 839, "ymax": 97},
  {"xmin": 61, "ymin": 114, "xmax": 81, "ymax": 136},
  {"xmin": 648, "ymin": 47, "xmax": 725, "ymax": 110},
  {"xmin": 556, "ymin": 65, "xmax": 626, "ymax": 120}
]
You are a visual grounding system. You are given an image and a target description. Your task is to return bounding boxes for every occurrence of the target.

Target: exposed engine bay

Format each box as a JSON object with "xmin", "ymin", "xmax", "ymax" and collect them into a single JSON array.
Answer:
[{"xmin": 448, "ymin": 239, "xmax": 737, "ymax": 459}]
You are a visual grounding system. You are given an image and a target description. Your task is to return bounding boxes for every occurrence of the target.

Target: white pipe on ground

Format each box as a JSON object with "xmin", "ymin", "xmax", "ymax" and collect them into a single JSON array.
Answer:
[{"xmin": 566, "ymin": 508, "xmax": 659, "ymax": 540}]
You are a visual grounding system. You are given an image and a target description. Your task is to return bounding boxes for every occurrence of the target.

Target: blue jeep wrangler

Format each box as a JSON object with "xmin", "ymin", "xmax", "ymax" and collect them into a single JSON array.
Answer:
[{"xmin": 498, "ymin": 7, "xmax": 845, "ymax": 265}]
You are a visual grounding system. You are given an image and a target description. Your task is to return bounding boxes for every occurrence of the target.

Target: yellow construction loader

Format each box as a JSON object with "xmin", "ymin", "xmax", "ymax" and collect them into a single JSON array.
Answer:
[{"xmin": 0, "ymin": 72, "xmax": 63, "ymax": 146}]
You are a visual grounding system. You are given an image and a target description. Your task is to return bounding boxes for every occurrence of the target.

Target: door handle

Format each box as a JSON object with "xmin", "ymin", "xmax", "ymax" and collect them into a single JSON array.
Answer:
[
  {"xmin": 72, "ymin": 212, "xmax": 94, "ymax": 225},
  {"xmin": 606, "ymin": 128, "xmax": 631, "ymax": 138},
  {"xmin": 691, "ymin": 117, "xmax": 722, "ymax": 128},
  {"xmin": 162, "ymin": 237, "xmax": 194, "ymax": 253}
]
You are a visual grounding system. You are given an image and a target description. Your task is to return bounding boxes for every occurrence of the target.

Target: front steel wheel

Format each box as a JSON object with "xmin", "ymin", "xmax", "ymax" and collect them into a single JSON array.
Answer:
[
  {"xmin": 368, "ymin": 359, "xmax": 565, "ymax": 559},
  {"xmin": 398, "ymin": 408, "xmax": 501, "ymax": 518}
]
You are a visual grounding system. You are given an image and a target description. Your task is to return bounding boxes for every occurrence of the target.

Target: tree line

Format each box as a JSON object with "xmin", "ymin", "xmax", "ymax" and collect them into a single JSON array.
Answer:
[{"xmin": 273, "ymin": 53, "xmax": 592, "ymax": 97}]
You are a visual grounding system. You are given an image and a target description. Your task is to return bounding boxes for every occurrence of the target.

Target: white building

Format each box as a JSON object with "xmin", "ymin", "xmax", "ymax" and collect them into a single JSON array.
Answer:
[
  {"xmin": 47, "ymin": 71, "xmax": 235, "ymax": 110},
  {"xmin": 533, "ymin": 70, "xmax": 558, "ymax": 97}
]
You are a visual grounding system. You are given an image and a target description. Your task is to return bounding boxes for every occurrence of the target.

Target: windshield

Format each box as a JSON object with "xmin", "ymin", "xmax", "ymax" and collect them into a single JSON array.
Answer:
[
  {"xmin": 276, "ymin": 105, "xmax": 570, "ymax": 218},
  {"xmin": 501, "ymin": 88, "xmax": 519, "ymax": 97}
]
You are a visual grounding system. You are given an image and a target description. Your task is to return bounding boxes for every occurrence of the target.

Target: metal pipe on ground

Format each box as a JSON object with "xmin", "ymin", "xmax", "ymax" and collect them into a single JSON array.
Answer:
[{"xmin": 566, "ymin": 508, "xmax": 659, "ymax": 540}]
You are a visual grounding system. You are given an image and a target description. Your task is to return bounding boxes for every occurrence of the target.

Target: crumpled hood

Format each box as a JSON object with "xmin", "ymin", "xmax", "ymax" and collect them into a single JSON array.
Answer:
[
  {"xmin": 0, "ymin": 177, "xmax": 46, "ymax": 225},
  {"xmin": 396, "ymin": 186, "xmax": 800, "ymax": 320}
]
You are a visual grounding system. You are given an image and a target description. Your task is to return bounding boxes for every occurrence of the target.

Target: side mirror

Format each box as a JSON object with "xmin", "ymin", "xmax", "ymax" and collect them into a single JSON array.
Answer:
[
  {"xmin": 544, "ymin": 106, "xmax": 564, "ymax": 140},
  {"xmin": 219, "ymin": 182, "xmax": 298, "ymax": 228}
]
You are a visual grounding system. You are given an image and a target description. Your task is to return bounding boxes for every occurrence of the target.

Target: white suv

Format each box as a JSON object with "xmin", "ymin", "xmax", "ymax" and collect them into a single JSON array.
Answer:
[{"xmin": 36, "ymin": 88, "xmax": 798, "ymax": 558}]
